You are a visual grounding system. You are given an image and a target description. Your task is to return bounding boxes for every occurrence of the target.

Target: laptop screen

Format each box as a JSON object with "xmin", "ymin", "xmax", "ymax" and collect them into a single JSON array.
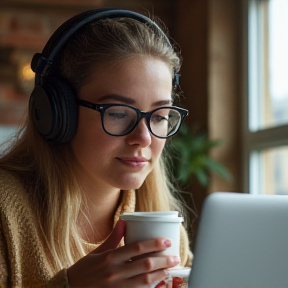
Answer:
[{"xmin": 188, "ymin": 192, "xmax": 288, "ymax": 288}]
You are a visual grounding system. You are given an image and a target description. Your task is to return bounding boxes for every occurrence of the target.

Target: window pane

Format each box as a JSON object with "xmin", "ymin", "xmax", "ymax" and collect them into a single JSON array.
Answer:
[
  {"xmin": 0, "ymin": 125, "xmax": 17, "ymax": 152},
  {"xmin": 249, "ymin": 0, "xmax": 288, "ymax": 131},
  {"xmin": 251, "ymin": 146, "xmax": 288, "ymax": 195}
]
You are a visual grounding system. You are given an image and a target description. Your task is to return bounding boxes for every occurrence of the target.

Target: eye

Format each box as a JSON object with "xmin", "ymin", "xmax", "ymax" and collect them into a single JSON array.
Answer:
[
  {"xmin": 151, "ymin": 114, "xmax": 169, "ymax": 123},
  {"xmin": 108, "ymin": 112, "xmax": 128, "ymax": 119}
]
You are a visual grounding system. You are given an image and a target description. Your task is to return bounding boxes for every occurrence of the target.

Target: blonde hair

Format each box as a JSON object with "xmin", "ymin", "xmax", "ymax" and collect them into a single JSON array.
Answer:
[{"xmin": 0, "ymin": 16, "xmax": 188, "ymax": 269}]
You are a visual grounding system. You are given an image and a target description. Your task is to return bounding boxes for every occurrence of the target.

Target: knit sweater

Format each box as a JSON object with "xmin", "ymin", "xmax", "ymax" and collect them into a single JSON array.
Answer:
[{"xmin": 0, "ymin": 169, "xmax": 192, "ymax": 287}]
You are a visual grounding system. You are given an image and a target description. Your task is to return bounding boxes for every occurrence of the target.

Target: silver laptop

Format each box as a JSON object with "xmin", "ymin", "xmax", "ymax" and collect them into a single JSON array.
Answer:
[{"xmin": 188, "ymin": 192, "xmax": 288, "ymax": 288}]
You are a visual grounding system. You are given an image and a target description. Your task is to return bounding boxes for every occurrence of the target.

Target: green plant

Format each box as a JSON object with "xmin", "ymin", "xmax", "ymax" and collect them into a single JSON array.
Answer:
[{"xmin": 169, "ymin": 122, "xmax": 232, "ymax": 188}]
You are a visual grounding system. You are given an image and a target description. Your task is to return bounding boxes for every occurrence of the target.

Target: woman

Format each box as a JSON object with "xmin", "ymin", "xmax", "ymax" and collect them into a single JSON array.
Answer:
[{"xmin": 0, "ymin": 9, "xmax": 192, "ymax": 288}]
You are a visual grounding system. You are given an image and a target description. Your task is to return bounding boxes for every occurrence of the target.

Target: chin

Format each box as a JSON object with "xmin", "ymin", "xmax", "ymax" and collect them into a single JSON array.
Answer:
[
  {"xmin": 117, "ymin": 177, "xmax": 146, "ymax": 190},
  {"xmin": 119, "ymin": 182, "xmax": 144, "ymax": 190}
]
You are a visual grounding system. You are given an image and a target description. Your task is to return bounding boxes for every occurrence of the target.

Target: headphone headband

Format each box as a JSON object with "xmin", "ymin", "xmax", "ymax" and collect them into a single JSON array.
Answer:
[{"xmin": 31, "ymin": 9, "xmax": 173, "ymax": 85}]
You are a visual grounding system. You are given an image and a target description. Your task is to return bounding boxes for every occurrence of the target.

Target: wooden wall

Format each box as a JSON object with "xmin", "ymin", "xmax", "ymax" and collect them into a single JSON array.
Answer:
[{"xmin": 174, "ymin": 0, "xmax": 242, "ymax": 245}]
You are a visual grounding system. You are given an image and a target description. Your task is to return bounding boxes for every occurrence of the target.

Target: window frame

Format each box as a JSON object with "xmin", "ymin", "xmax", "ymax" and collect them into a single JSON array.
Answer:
[{"xmin": 242, "ymin": 0, "xmax": 288, "ymax": 194}]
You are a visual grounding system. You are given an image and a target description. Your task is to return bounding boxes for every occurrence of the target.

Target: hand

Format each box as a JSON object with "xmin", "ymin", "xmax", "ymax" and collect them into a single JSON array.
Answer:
[{"xmin": 67, "ymin": 219, "xmax": 180, "ymax": 288}]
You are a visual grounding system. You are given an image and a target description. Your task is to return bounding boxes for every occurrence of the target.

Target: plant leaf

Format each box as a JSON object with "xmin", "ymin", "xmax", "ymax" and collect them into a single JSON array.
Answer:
[{"xmin": 170, "ymin": 122, "xmax": 232, "ymax": 188}]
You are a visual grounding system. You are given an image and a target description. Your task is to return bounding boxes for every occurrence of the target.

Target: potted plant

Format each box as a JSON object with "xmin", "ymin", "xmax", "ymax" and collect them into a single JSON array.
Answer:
[{"xmin": 168, "ymin": 122, "xmax": 232, "ymax": 189}]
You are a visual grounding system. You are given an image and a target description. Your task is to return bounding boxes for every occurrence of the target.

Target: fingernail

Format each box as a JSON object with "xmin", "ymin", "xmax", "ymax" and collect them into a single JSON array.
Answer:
[
  {"xmin": 163, "ymin": 239, "xmax": 171, "ymax": 247},
  {"xmin": 170, "ymin": 256, "xmax": 180, "ymax": 264}
]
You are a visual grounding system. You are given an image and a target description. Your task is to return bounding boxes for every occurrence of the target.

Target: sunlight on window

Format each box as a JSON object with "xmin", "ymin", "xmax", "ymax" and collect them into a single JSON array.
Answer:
[
  {"xmin": 249, "ymin": 0, "xmax": 288, "ymax": 131},
  {"xmin": 269, "ymin": 0, "xmax": 288, "ymax": 127},
  {"xmin": 246, "ymin": 0, "xmax": 288, "ymax": 195},
  {"xmin": 0, "ymin": 126, "xmax": 17, "ymax": 152},
  {"xmin": 261, "ymin": 0, "xmax": 288, "ymax": 129},
  {"xmin": 250, "ymin": 146, "xmax": 288, "ymax": 195}
]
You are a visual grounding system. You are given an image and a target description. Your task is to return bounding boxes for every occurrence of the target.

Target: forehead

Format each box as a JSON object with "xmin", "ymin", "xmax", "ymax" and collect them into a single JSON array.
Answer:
[{"xmin": 79, "ymin": 56, "xmax": 173, "ymax": 105}]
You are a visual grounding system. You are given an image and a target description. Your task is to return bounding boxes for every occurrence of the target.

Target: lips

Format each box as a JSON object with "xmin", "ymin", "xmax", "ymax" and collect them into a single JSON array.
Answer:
[{"xmin": 116, "ymin": 156, "xmax": 149, "ymax": 168}]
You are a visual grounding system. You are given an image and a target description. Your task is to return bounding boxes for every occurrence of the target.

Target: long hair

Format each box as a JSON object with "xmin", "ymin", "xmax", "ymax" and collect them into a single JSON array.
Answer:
[{"xmin": 0, "ymin": 16, "xmax": 188, "ymax": 269}]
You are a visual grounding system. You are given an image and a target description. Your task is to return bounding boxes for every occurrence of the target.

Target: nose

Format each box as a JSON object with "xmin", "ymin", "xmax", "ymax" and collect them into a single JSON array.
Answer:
[{"xmin": 125, "ymin": 118, "xmax": 152, "ymax": 147}]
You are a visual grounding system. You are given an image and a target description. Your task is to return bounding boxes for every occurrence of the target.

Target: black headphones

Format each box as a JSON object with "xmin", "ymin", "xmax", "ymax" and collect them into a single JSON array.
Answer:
[{"xmin": 29, "ymin": 8, "xmax": 177, "ymax": 143}]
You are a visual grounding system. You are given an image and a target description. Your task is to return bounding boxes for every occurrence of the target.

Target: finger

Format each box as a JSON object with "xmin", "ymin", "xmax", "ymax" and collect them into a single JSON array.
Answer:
[
  {"xmin": 123, "ymin": 255, "xmax": 180, "ymax": 279},
  {"xmin": 131, "ymin": 251, "xmax": 169, "ymax": 261},
  {"xmin": 113, "ymin": 237, "xmax": 172, "ymax": 263},
  {"xmin": 125, "ymin": 269, "xmax": 169, "ymax": 288},
  {"xmin": 90, "ymin": 219, "xmax": 126, "ymax": 254},
  {"xmin": 105, "ymin": 269, "xmax": 168, "ymax": 288}
]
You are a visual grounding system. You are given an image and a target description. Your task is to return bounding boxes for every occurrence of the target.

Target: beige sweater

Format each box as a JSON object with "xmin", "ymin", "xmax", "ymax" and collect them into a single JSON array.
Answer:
[{"xmin": 0, "ymin": 169, "xmax": 192, "ymax": 287}]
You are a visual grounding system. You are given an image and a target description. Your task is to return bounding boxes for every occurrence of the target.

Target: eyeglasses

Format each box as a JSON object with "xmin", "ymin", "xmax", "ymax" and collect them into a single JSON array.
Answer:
[{"xmin": 77, "ymin": 99, "xmax": 188, "ymax": 139}]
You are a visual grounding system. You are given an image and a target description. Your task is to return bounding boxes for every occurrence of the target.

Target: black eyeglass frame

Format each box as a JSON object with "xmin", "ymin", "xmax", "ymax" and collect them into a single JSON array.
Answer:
[{"xmin": 77, "ymin": 99, "xmax": 189, "ymax": 139}]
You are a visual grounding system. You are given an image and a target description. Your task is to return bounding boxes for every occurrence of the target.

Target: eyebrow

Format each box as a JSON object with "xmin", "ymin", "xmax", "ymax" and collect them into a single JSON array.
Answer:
[
  {"xmin": 97, "ymin": 94, "xmax": 172, "ymax": 106},
  {"xmin": 97, "ymin": 94, "xmax": 135, "ymax": 104}
]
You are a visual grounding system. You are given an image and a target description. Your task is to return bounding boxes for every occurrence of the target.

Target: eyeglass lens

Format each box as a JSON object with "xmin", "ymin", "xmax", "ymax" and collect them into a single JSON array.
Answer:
[{"xmin": 103, "ymin": 106, "xmax": 181, "ymax": 137}]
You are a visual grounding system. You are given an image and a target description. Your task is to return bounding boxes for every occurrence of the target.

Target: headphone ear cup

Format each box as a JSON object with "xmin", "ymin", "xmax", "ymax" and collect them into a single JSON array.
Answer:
[
  {"xmin": 50, "ymin": 77, "xmax": 79, "ymax": 143},
  {"xmin": 29, "ymin": 76, "xmax": 78, "ymax": 143}
]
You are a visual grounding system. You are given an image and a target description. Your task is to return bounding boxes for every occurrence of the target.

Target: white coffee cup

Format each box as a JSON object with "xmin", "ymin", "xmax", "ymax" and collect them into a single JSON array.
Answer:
[{"xmin": 119, "ymin": 211, "xmax": 183, "ymax": 258}]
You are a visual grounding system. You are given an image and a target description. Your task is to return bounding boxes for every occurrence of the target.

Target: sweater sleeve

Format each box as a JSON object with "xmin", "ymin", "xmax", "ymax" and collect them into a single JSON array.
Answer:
[
  {"xmin": 0, "ymin": 225, "xmax": 8, "ymax": 288},
  {"xmin": 0, "ymin": 169, "xmax": 70, "ymax": 288}
]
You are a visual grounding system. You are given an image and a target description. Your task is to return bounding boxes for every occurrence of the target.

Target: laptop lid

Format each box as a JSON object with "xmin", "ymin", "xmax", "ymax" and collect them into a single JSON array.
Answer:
[{"xmin": 188, "ymin": 192, "xmax": 288, "ymax": 288}]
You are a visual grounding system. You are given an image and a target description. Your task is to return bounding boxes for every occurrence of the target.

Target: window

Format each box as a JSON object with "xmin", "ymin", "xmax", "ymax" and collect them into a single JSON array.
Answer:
[
  {"xmin": 243, "ymin": 0, "xmax": 288, "ymax": 195},
  {"xmin": 0, "ymin": 126, "xmax": 17, "ymax": 152}
]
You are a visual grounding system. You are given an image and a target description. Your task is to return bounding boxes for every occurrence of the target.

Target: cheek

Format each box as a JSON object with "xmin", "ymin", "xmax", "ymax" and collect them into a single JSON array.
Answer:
[
  {"xmin": 76, "ymin": 108, "xmax": 106, "ymax": 142},
  {"xmin": 151, "ymin": 139, "xmax": 166, "ymax": 161},
  {"xmin": 71, "ymin": 111, "xmax": 104, "ymax": 158}
]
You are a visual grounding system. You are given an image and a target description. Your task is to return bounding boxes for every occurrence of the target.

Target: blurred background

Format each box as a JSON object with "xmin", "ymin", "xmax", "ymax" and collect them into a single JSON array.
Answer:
[{"xmin": 0, "ymin": 0, "xmax": 288, "ymax": 247}]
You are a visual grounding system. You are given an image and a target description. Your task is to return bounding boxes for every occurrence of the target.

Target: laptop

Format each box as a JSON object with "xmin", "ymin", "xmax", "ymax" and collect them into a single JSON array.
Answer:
[{"xmin": 188, "ymin": 192, "xmax": 288, "ymax": 288}]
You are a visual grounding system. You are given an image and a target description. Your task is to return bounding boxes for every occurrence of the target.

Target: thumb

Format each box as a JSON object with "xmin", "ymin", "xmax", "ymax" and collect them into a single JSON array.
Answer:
[{"xmin": 90, "ymin": 219, "xmax": 126, "ymax": 254}]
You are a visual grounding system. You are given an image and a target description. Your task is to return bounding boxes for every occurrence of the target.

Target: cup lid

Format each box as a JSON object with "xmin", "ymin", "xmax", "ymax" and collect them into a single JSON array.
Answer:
[
  {"xmin": 121, "ymin": 211, "xmax": 179, "ymax": 217},
  {"xmin": 119, "ymin": 214, "xmax": 184, "ymax": 222}
]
